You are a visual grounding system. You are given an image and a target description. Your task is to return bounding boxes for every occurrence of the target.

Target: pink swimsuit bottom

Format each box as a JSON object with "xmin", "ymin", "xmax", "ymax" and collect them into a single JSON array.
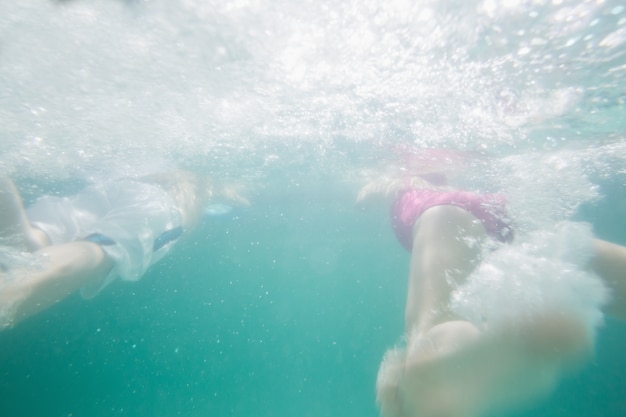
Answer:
[{"xmin": 390, "ymin": 188, "xmax": 514, "ymax": 251}]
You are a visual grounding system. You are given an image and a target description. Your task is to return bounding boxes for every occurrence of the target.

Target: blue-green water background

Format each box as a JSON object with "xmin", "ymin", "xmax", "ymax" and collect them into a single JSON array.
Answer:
[
  {"xmin": 1, "ymin": 180, "xmax": 625, "ymax": 417},
  {"xmin": 1, "ymin": 0, "xmax": 626, "ymax": 416}
]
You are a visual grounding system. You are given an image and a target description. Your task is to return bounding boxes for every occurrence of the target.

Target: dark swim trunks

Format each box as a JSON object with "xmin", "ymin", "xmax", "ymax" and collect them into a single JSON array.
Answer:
[{"xmin": 390, "ymin": 188, "xmax": 514, "ymax": 251}]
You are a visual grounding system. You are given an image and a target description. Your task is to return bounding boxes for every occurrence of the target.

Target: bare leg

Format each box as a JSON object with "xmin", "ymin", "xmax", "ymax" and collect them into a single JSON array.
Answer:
[
  {"xmin": 377, "ymin": 206, "xmax": 593, "ymax": 417},
  {"xmin": 0, "ymin": 241, "xmax": 113, "ymax": 329},
  {"xmin": 0, "ymin": 177, "xmax": 49, "ymax": 250},
  {"xmin": 405, "ymin": 205, "xmax": 487, "ymax": 335},
  {"xmin": 590, "ymin": 239, "xmax": 626, "ymax": 320},
  {"xmin": 0, "ymin": 177, "xmax": 113, "ymax": 328},
  {"xmin": 378, "ymin": 206, "xmax": 489, "ymax": 417}
]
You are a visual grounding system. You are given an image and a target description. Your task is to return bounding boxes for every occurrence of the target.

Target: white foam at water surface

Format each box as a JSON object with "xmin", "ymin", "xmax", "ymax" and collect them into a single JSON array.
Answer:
[{"xmin": 0, "ymin": 0, "xmax": 624, "ymax": 202}]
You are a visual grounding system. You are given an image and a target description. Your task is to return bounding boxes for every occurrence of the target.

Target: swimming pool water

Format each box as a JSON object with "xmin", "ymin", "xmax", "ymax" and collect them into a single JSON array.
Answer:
[{"xmin": 1, "ymin": 1, "xmax": 625, "ymax": 416}]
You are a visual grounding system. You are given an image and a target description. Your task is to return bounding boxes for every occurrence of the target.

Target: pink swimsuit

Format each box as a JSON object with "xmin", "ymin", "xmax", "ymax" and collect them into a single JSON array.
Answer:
[{"xmin": 390, "ymin": 188, "xmax": 514, "ymax": 251}]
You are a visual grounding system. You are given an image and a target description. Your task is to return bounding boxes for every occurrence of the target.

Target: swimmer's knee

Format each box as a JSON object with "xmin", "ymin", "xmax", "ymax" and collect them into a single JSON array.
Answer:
[{"xmin": 26, "ymin": 225, "xmax": 49, "ymax": 250}]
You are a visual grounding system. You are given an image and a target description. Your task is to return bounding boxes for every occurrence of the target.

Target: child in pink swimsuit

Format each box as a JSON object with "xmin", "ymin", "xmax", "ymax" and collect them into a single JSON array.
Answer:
[{"xmin": 358, "ymin": 152, "xmax": 626, "ymax": 417}]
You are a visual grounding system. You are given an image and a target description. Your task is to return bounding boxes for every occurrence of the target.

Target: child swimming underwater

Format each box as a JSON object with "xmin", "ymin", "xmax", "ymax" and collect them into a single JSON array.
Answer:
[
  {"xmin": 358, "ymin": 150, "xmax": 626, "ymax": 417},
  {"xmin": 0, "ymin": 171, "xmax": 248, "ymax": 329}
]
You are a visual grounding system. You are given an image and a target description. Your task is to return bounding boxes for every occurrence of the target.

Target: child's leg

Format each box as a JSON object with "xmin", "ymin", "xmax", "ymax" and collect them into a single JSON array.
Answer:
[
  {"xmin": 0, "ymin": 241, "xmax": 113, "ymax": 329},
  {"xmin": 377, "ymin": 205, "xmax": 594, "ymax": 417},
  {"xmin": 0, "ymin": 177, "xmax": 49, "ymax": 250},
  {"xmin": 405, "ymin": 205, "xmax": 487, "ymax": 335},
  {"xmin": 377, "ymin": 311, "xmax": 591, "ymax": 417},
  {"xmin": 378, "ymin": 205, "xmax": 489, "ymax": 417},
  {"xmin": 590, "ymin": 239, "xmax": 626, "ymax": 320}
]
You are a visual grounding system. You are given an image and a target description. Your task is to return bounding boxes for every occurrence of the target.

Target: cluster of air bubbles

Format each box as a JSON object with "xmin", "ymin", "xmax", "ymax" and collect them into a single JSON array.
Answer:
[
  {"xmin": 0, "ymin": 0, "xmax": 624, "ymax": 188},
  {"xmin": 451, "ymin": 221, "xmax": 607, "ymax": 336}
]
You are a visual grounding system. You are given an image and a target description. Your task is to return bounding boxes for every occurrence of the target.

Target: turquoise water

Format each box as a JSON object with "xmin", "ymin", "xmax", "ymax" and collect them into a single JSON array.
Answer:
[{"xmin": 1, "ymin": 0, "xmax": 626, "ymax": 416}]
